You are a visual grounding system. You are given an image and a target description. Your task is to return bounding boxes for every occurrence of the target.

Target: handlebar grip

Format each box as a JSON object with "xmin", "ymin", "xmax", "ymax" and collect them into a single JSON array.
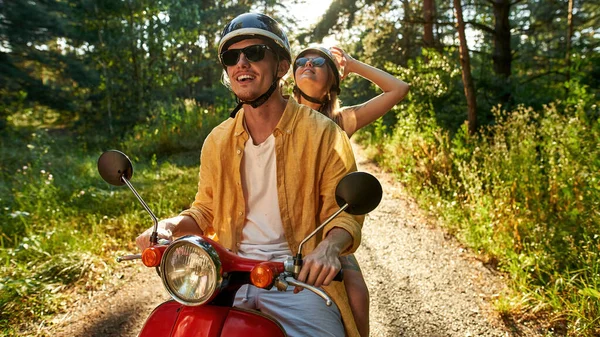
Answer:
[{"xmin": 333, "ymin": 269, "xmax": 344, "ymax": 282}]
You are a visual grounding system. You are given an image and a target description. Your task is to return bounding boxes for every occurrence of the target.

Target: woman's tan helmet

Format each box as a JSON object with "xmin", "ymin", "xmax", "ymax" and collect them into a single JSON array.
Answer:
[{"xmin": 293, "ymin": 45, "xmax": 341, "ymax": 94}]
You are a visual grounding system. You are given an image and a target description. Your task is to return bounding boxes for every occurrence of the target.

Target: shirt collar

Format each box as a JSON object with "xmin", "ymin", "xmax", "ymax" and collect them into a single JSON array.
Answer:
[
  {"xmin": 233, "ymin": 108, "xmax": 246, "ymax": 137},
  {"xmin": 233, "ymin": 98, "xmax": 299, "ymax": 137},
  {"xmin": 273, "ymin": 97, "xmax": 299, "ymax": 135}
]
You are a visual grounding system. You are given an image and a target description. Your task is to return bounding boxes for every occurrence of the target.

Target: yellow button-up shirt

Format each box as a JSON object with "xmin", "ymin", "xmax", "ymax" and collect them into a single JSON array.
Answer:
[{"xmin": 180, "ymin": 97, "xmax": 363, "ymax": 337}]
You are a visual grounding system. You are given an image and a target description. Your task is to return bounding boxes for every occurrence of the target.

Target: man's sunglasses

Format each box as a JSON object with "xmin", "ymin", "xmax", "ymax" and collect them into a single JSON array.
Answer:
[
  {"xmin": 221, "ymin": 44, "xmax": 271, "ymax": 66},
  {"xmin": 295, "ymin": 57, "xmax": 326, "ymax": 68}
]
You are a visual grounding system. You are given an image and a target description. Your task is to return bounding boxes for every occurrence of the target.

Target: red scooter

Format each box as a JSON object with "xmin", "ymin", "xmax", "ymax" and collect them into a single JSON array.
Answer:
[{"xmin": 97, "ymin": 150, "xmax": 382, "ymax": 337}]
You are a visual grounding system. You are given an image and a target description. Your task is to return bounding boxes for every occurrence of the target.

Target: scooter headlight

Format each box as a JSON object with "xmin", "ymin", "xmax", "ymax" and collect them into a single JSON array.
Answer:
[{"xmin": 160, "ymin": 236, "xmax": 222, "ymax": 306}]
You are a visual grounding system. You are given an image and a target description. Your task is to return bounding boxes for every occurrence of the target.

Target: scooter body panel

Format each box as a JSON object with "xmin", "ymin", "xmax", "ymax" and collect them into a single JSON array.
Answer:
[
  {"xmin": 221, "ymin": 308, "xmax": 286, "ymax": 337},
  {"xmin": 138, "ymin": 300, "xmax": 181, "ymax": 336},
  {"xmin": 139, "ymin": 300, "xmax": 286, "ymax": 337}
]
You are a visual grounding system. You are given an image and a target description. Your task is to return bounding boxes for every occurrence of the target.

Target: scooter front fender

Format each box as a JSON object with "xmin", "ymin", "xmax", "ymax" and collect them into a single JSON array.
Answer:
[{"xmin": 138, "ymin": 300, "xmax": 286, "ymax": 337}]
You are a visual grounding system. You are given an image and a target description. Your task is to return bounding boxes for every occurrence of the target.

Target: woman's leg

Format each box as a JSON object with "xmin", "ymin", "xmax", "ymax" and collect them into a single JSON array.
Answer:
[{"xmin": 340, "ymin": 254, "xmax": 369, "ymax": 337}]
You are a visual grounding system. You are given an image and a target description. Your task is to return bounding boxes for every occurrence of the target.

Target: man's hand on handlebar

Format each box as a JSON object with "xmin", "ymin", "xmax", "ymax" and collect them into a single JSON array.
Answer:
[{"xmin": 294, "ymin": 227, "xmax": 352, "ymax": 293}]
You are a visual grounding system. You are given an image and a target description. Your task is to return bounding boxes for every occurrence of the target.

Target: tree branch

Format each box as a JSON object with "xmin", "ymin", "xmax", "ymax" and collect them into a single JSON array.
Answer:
[
  {"xmin": 465, "ymin": 20, "xmax": 496, "ymax": 35},
  {"xmin": 519, "ymin": 71, "xmax": 565, "ymax": 85}
]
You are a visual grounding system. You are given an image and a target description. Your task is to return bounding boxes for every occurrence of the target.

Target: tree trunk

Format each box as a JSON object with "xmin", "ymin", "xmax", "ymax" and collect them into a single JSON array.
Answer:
[
  {"xmin": 423, "ymin": 0, "xmax": 435, "ymax": 49},
  {"xmin": 400, "ymin": 0, "xmax": 415, "ymax": 64},
  {"xmin": 454, "ymin": 0, "xmax": 477, "ymax": 135},
  {"xmin": 491, "ymin": 0, "xmax": 511, "ymax": 79},
  {"xmin": 95, "ymin": 4, "xmax": 113, "ymax": 135},
  {"xmin": 565, "ymin": 0, "xmax": 574, "ymax": 89}
]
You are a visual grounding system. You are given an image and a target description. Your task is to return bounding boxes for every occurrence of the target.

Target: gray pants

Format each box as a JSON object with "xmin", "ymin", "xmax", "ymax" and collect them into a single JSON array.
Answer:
[{"xmin": 234, "ymin": 284, "xmax": 345, "ymax": 337}]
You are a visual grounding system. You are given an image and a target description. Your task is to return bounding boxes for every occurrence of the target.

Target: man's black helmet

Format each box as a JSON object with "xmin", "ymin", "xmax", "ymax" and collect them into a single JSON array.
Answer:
[{"xmin": 218, "ymin": 13, "xmax": 291, "ymax": 65}]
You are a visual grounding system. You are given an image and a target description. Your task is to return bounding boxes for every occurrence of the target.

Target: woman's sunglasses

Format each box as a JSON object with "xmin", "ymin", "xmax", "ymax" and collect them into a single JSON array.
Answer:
[
  {"xmin": 221, "ymin": 44, "xmax": 271, "ymax": 66},
  {"xmin": 295, "ymin": 57, "xmax": 326, "ymax": 68}
]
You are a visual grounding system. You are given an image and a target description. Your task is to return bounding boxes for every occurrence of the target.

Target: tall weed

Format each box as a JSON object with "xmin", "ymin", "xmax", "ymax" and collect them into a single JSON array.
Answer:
[
  {"xmin": 360, "ymin": 73, "xmax": 600, "ymax": 334},
  {"xmin": 123, "ymin": 99, "xmax": 228, "ymax": 162},
  {"xmin": 0, "ymin": 101, "xmax": 223, "ymax": 334}
]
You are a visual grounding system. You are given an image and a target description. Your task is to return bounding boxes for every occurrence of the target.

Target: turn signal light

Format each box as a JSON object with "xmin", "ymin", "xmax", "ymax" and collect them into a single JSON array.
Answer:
[
  {"xmin": 142, "ymin": 246, "xmax": 162, "ymax": 267},
  {"xmin": 250, "ymin": 263, "xmax": 275, "ymax": 288}
]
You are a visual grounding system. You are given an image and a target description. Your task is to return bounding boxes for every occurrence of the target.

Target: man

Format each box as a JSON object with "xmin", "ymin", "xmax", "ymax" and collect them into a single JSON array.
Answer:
[{"xmin": 135, "ymin": 13, "xmax": 362, "ymax": 337}]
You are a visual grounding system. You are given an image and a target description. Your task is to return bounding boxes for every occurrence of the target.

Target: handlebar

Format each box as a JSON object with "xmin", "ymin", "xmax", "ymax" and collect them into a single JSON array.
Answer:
[
  {"xmin": 116, "ymin": 254, "xmax": 141, "ymax": 262},
  {"xmin": 283, "ymin": 277, "xmax": 333, "ymax": 306}
]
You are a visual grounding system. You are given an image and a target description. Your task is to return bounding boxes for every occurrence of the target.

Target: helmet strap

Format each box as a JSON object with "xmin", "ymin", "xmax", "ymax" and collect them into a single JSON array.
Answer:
[
  {"xmin": 295, "ymin": 86, "xmax": 329, "ymax": 111},
  {"xmin": 229, "ymin": 79, "xmax": 279, "ymax": 118},
  {"xmin": 229, "ymin": 54, "xmax": 283, "ymax": 118}
]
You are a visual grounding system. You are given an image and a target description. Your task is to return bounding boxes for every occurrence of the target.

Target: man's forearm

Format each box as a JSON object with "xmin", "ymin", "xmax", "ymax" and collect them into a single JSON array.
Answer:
[
  {"xmin": 167, "ymin": 215, "xmax": 204, "ymax": 238},
  {"xmin": 322, "ymin": 227, "xmax": 353, "ymax": 256}
]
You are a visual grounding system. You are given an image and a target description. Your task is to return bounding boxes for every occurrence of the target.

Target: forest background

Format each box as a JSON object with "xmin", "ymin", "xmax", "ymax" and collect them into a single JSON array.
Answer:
[{"xmin": 0, "ymin": 0, "xmax": 599, "ymax": 335}]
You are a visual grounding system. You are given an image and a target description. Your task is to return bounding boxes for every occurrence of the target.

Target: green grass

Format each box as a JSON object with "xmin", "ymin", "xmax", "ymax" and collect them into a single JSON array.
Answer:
[
  {"xmin": 357, "ymin": 91, "xmax": 600, "ymax": 335},
  {"xmin": 0, "ymin": 101, "xmax": 226, "ymax": 335}
]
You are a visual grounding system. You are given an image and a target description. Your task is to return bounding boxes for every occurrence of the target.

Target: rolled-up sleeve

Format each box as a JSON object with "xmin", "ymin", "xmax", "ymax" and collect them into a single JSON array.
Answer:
[
  {"xmin": 320, "ymin": 126, "xmax": 364, "ymax": 255},
  {"xmin": 179, "ymin": 134, "xmax": 215, "ymax": 234}
]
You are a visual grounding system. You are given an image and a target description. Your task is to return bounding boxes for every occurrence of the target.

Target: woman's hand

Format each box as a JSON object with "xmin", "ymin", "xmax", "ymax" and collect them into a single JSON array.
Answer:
[{"xmin": 330, "ymin": 46, "xmax": 355, "ymax": 80}]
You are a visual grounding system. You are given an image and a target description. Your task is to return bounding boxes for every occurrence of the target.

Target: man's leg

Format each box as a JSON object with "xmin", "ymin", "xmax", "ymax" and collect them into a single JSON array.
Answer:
[{"xmin": 235, "ymin": 285, "xmax": 344, "ymax": 337}]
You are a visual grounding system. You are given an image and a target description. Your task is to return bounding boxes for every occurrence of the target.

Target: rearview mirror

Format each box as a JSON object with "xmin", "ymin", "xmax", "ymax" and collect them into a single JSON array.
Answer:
[
  {"xmin": 335, "ymin": 172, "xmax": 383, "ymax": 215},
  {"xmin": 97, "ymin": 150, "xmax": 133, "ymax": 186}
]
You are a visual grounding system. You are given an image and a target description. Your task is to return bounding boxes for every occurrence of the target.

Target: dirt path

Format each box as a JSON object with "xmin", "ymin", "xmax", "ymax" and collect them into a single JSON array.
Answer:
[
  {"xmin": 33, "ymin": 143, "xmax": 540, "ymax": 337},
  {"xmin": 353, "ymin": 143, "xmax": 510, "ymax": 337}
]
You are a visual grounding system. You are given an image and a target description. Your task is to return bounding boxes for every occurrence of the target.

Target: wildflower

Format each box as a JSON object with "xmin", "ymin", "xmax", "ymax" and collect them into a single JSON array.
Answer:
[{"xmin": 10, "ymin": 211, "xmax": 31, "ymax": 218}]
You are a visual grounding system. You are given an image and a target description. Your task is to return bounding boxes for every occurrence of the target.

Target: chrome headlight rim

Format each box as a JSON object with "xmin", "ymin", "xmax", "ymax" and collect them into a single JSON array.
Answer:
[{"xmin": 159, "ymin": 235, "xmax": 222, "ymax": 306}]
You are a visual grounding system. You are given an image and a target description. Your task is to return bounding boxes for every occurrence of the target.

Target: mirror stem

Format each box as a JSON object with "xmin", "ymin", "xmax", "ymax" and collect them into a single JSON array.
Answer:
[
  {"xmin": 121, "ymin": 176, "xmax": 160, "ymax": 244},
  {"xmin": 293, "ymin": 203, "xmax": 349, "ymax": 277}
]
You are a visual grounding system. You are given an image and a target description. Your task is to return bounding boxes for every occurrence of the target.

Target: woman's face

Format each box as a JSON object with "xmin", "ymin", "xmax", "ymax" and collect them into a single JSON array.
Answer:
[{"xmin": 295, "ymin": 53, "xmax": 330, "ymax": 98}]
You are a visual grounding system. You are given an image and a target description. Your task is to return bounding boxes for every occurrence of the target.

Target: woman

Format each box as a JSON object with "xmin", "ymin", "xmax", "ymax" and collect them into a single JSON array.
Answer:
[{"xmin": 293, "ymin": 45, "xmax": 409, "ymax": 337}]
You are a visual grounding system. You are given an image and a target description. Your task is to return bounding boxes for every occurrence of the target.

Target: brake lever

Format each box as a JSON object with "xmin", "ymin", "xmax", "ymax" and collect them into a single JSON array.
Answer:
[
  {"xmin": 284, "ymin": 277, "xmax": 333, "ymax": 306},
  {"xmin": 116, "ymin": 239, "xmax": 170, "ymax": 263},
  {"xmin": 116, "ymin": 254, "xmax": 141, "ymax": 262}
]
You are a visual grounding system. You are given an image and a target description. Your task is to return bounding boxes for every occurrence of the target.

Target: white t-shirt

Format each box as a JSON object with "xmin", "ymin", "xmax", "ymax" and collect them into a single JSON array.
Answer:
[{"xmin": 237, "ymin": 133, "xmax": 293, "ymax": 262}]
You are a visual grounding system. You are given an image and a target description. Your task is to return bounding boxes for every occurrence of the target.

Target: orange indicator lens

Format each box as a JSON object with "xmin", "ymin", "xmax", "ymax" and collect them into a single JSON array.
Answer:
[
  {"xmin": 250, "ymin": 263, "xmax": 275, "ymax": 288},
  {"xmin": 142, "ymin": 246, "xmax": 162, "ymax": 267}
]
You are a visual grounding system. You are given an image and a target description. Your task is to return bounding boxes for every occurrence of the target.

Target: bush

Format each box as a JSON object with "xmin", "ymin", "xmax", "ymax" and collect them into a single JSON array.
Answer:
[
  {"xmin": 122, "ymin": 99, "xmax": 229, "ymax": 163},
  {"xmin": 0, "ymin": 100, "xmax": 225, "ymax": 334},
  {"xmin": 360, "ymin": 94, "xmax": 600, "ymax": 334}
]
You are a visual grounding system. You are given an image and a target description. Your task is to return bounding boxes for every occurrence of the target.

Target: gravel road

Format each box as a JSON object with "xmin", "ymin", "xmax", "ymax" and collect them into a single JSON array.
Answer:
[{"xmin": 32, "ymin": 142, "xmax": 543, "ymax": 337}]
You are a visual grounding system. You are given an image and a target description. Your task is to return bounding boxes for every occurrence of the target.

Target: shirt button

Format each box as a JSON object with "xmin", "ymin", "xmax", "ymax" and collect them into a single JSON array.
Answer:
[
  {"xmin": 238, "ymin": 211, "xmax": 243, "ymax": 216},
  {"xmin": 236, "ymin": 149, "xmax": 241, "ymax": 155},
  {"xmin": 236, "ymin": 243, "xmax": 241, "ymax": 247}
]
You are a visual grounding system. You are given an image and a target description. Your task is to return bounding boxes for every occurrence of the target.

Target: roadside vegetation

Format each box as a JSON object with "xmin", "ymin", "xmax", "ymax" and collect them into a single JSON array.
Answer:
[
  {"xmin": 2, "ymin": 0, "xmax": 599, "ymax": 336},
  {"xmin": 355, "ymin": 51, "xmax": 600, "ymax": 336},
  {"xmin": 0, "ymin": 101, "xmax": 227, "ymax": 335}
]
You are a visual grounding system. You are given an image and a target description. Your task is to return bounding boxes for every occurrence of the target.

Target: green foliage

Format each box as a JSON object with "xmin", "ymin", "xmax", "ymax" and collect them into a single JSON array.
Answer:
[
  {"xmin": 356, "ymin": 49, "xmax": 464, "ymax": 159},
  {"xmin": 0, "ymin": 0, "xmax": 259, "ymax": 136},
  {"xmin": 0, "ymin": 100, "xmax": 222, "ymax": 334},
  {"xmin": 361, "ymin": 96, "xmax": 600, "ymax": 334},
  {"xmin": 122, "ymin": 99, "xmax": 229, "ymax": 162}
]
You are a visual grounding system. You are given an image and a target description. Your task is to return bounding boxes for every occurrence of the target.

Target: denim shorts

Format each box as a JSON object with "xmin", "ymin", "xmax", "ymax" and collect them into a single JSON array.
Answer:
[{"xmin": 234, "ymin": 284, "xmax": 344, "ymax": 337}]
